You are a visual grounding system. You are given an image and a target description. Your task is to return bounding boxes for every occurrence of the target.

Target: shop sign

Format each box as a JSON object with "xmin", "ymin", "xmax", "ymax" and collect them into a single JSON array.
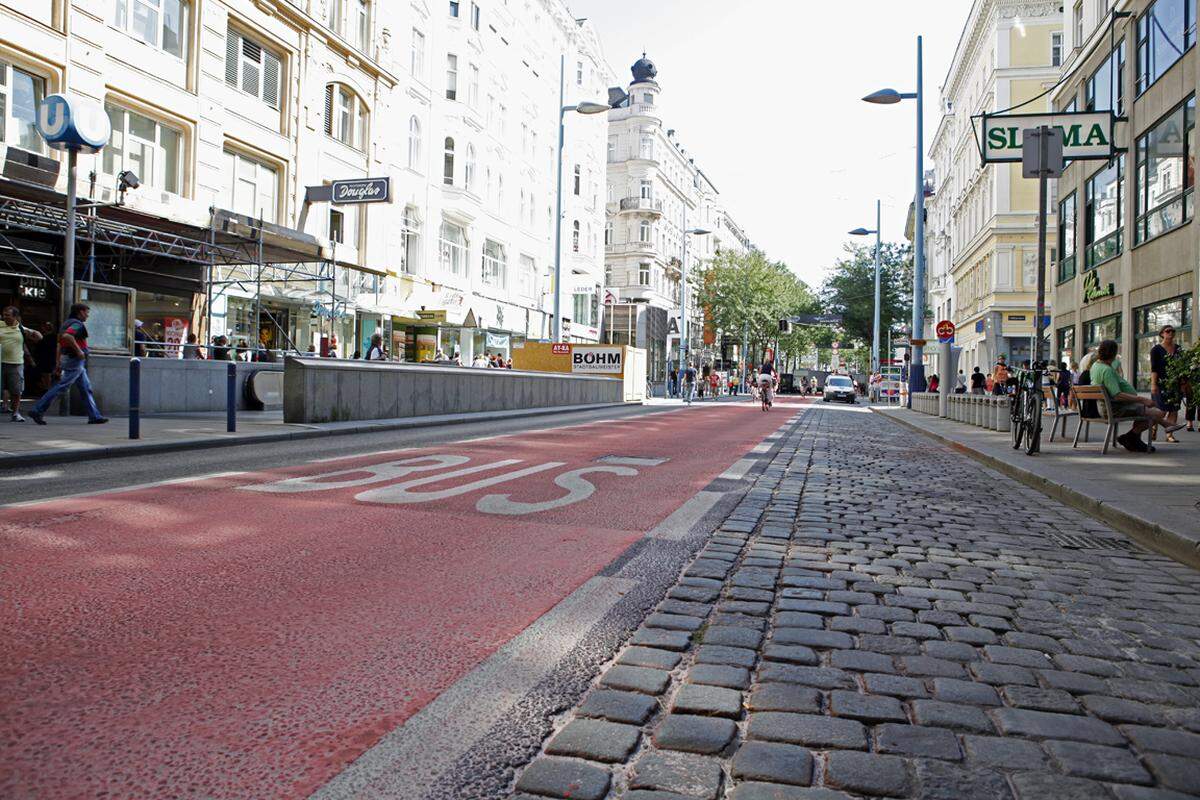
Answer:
[
  {"xmin": 331, "ymin": 177, "xmax": 391, "ymax": 204},
  {"xmin": 417, "ymin": 309, "xmax": 447, "ymax": 323},
  {"xmin": 552, "ymin": 343, "xmax": 570, "ymax": 355},
  {"xmin": 18, "ymin": 277, "xmax": 49, "ymax": 300},
  {"xmin": 572, "ymin": 347, "xmax": 623, "ymax": 373},
  {"xmin": 977, "ymin": 111, "xmax": 1116, "ymax": 163},
  {"xmin": 1082, "ymin": 270, "xmax": 1116, "ymax": 303},
  {"xmin": 486, "ymin": 332, "xmax": 509, "ymax": 349}
]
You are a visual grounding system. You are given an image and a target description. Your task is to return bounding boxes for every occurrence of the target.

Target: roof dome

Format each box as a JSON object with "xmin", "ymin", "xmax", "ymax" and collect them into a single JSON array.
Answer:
[{"xmin": 631, "ymin": 54, "xmax": 657, "ymax": 84}]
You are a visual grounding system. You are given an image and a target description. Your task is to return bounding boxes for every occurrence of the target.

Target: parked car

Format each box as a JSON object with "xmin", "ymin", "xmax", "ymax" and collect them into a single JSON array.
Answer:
[{"xmin": 822, "ymin": 374, "xmax": 857, "ymax": 404}]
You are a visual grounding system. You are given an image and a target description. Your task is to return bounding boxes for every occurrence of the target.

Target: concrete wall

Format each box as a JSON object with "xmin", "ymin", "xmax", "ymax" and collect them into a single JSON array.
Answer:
[
  {"xmin": 76, "ymin": 356, "xmax": 284, "ymax": 415},
  {"xmin": 283, "ymin": 358, "xmax": 624, "ymax": 424}
]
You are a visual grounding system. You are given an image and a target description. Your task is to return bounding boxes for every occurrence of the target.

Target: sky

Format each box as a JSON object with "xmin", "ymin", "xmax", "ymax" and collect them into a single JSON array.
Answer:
[{"xmin": 567, "ymin": 0, "xmax": 970, "ymax": 289}]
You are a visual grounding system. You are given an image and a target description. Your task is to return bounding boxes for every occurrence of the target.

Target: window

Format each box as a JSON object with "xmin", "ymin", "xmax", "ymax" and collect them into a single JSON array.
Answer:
[
  {"xmin": 1134, "ymin": 296, "xmax": 1193, "ymax": 389},
  {"xmin": 1083, "ymin": 313, "xmax": 1123, "ymax": 354},
  {"xmin": 411, "ymin": 29, "xmax": 425, "ymax": 77},
  {"xmin": 327, "ymin": 0, "xmax": 343, "ymax": 33},
  {"xmin": 643, "ymin": 93, "xmax": 654, "ymax": 105},
  {"xmin": 469, "ymin": 64, "xmax": 479, "ymax": 107},
  {"xmin": 1058, "ymin": 192, "xmax": 1077, "ymax": 282},
  {"xmin": 223, "ymin": 150, "xmax": 277, "ymax": 222},
  {"xmin": 1086, "ymin": 41, "xmax": 1125, "ymax": 115},
  {"xmin": 401, "ymin": 206, "xmax": 421, "ymax": 275},
  {"xmin": 1057, "ymin": 326, "xmax": 1076, "ymax": 366},
  {"xmin": 638, "ymin": 262, "xmax": 650, "ymax": 286},
  {"xmin": 446, "ymin": 54, "xmax": 458, "ymax": 100},
  {"xmin": 573, "ymin": 164, "xmax": 581, "ymax": 195},
  {"xmin": 639, "ymin": 134, "xmax": 654, "ymax": 160},
  {"xmin": 439, "ymin": 220, "xmax": 467, "ymax": 277},
  {"xmin": 0, "ymin": 61, "xmax": 46, "ymax": 153},
  {"xmin": 1052, "ymin": 32, "xmax": 1063, "ymax": 66},
  {"xmin": 449, "ymin": 0, "xmax": 459, "ymax": 17},
  {"xmin": 1074, "ymin": 2, "xmax": 1084, "ymax": 46},
  {"xmin": 225, "ymin": 29, "xmax": 282, "ymax": 109},
  {"xmin": 640, "ymin": 180, "xmax": 652, "ymax": 200},
  {"xmin": 639, "ymin": 220, "xmax": 651, "ymax": 243},
  {"xmin": 324, "ymin": 84, "xmax": 367, "ymax": 150},
  {"xmin": 470, "ymin": 2, "xmax": 480, "ymax": 30},
  {"xmin": 607, "ymin": 136, "xmax": 616, "ymax": 161},
  {"xmin": 329, "ymin": 208, "xmax": 345, "ymax": 243},
  {"xmin": 465, "ymin": 144, "xmax": 476, "ymax": 190},
  {"xmin": 482, "ymin": 239, "xmax": 506, "ymax": 287},
  {"xmin": 114, "ymin": 0, "xmax": 189, "ymax": 58},
  {"xmin": 1135, "ymin": 95, "xmax": 1195, "ymax": 244},
  {"xmin": 573, "ymin": 291, "xmax": 596, "ymax": 326},
  {"xmin": 604, "ymin": 221, "xmax": 613, "ymax": 245},
  {"xmin": 443, "ymin": 137, "xmax": 455, "ymax": 185},
  {"xmin": 497, "ymin": 174, "xmax": 504, "ymax": 213},
  {"xmin": 103, "ymin": 104, "xmax": 182, "ymax": 194},
  {"xmin": 519, "ymin": 254, "xmax": 536, "ymax": 298},
  {"xmin": 576, "ymin": 60, "xmax": 584, "ymax": 86},
  {"xmin": 407, "ymin": 115, "xmax": 422, "ymax": 171},
  {"xmin": 354, "ymin": 0, "xmax": 370, "ymax": 52},
  {"xmin": 1137, "ymin": 0, "xmax": 1196, "ymax": 94},
  {"xmin": 1085, "ymin": 155, "xmax": 1125, "ymax": 268},
  {"xmin": 572, "ymin": 220, "xmax": 580, "ymax": 252},
  {"xmin": 519, "ymin": 189, "xmax": 527, "ymax": 223}
]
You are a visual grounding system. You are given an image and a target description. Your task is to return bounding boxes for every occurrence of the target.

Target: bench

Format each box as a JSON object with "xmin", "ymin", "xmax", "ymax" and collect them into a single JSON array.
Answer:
[
  {"xmin": 1041, "ymin": 385, "xmax": 1078, "ymax": 443},
  {"xmin": 1070, "ymin": 384, "xmax": 1147, "ymax": 454}
]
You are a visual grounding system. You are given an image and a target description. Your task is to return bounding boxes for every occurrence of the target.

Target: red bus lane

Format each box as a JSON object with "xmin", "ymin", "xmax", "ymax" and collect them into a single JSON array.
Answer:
[{"xmin": 0, "ymin": 403, "xmax": 786, "ymax": 799}]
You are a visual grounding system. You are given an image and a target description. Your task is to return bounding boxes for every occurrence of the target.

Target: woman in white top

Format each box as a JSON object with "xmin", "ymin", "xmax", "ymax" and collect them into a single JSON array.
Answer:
[{"xmin": 366, "ymin": 333, "xmax": 388, "ymax": 361}]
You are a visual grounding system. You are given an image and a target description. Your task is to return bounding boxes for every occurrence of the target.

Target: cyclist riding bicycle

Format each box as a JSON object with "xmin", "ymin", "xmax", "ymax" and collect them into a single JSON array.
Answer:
[{"xmin": 758, "ymin": 359, "xmax": 777, "ymax": 407}]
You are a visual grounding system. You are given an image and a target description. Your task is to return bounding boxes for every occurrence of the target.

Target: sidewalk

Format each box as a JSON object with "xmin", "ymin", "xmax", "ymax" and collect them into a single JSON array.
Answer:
[
  {"xmin": 876, "ymin": 406, "xmax": 1200, "ymax": 571},
  {"xmin": 0, "ymin": 403, "xmax": 625, "ymax": 468}
]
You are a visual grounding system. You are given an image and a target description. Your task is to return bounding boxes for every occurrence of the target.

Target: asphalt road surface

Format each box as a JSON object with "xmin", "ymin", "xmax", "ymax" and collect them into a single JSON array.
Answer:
[{"xmin": 0, "ymin": 398, "xmax": 793, "ymax": 799}]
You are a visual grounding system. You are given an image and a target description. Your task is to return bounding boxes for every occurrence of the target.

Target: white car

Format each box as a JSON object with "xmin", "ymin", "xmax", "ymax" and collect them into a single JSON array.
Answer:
[{"xmin": 822, "ymin": 375, "xmax": 857, "ymax": 404}]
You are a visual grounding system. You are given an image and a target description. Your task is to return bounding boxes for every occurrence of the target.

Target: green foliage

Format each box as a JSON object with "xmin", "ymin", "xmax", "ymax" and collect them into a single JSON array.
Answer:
[
  {"xmin": 1165, "ymin": 339, "xmax": 1200, "ymax": 403},
  {"xmin": 819, "ymin": 241, "xmax": 912, "ymax": 352}
]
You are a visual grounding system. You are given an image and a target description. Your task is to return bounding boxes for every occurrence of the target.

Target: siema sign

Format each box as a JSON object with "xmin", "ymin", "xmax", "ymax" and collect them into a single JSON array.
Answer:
[
  {"xmin": 572, "ymin": 347, "xmax": 623, "ymax": 373},
  {"xmin": 977, "ymin": 111, "xmax": 1116, "ymax": 163},
  {"xmin": 331, "ymin": 177, "xmax": 390, "ymax": 204},
  {"xmin": 936, "ymin": 319, "xmax": 956, "ymax": 343},
  {"xmin": 37, "ymin": 94, "xmax": 111, "ymax": 153}
]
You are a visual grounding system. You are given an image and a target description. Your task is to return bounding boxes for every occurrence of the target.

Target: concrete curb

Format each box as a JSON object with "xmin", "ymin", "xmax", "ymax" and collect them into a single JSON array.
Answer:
[
  {"xmin": 874, "ymin": 407, "xmax": 1200, "ymax": 571},
  {"xmin": 0, "ymin": 402, "xmax": 631, "ymax": 470}
]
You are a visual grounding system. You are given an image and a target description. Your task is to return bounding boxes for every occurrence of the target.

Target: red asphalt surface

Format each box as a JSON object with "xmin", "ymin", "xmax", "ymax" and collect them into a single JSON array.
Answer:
[{"xmin": 0, "ymin": 401, "xmax": 798, "ymax": 799}]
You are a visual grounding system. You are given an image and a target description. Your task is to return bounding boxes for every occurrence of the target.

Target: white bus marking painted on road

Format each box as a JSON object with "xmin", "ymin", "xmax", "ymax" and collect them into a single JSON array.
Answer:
[{"xmin": 476, "ymin": 466, "xmax": 637, "ymax": 515}]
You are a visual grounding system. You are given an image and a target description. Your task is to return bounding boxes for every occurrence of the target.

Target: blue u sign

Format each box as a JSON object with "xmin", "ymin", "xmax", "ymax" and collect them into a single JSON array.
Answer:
[{"xmin": 37, "ymin": 94, "xmax": 111, "ymax": 154}]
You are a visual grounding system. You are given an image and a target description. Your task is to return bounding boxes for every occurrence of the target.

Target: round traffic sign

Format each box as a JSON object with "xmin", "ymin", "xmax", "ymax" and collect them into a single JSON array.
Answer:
[{"xmin": 936, "ymin": 320, "xmax": 956, "ymax": 342}]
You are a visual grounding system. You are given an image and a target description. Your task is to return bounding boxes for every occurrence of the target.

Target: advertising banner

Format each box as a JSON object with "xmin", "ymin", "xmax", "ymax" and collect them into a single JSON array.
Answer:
[
  {"xmin": 977, "ymin": 111, "xmax": 1116, "ymax": 163},
  {"xmin": 571, "ymin": 346, "xmax": 623, "ymax": 374}
]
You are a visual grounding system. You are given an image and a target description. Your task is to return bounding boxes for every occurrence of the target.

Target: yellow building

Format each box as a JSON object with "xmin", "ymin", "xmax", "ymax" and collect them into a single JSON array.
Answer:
[{"xmin": 925, "ymin": 0, "xmax": 1063, "ymax": 375}]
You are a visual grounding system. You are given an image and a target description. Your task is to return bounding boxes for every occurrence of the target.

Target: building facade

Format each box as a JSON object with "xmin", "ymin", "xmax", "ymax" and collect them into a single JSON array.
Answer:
[
  {"xmin": 1051, "ymin": 0, "xmax": 1195, "ymax": 388},
  {"xmin": 0, "ymin": 0, "xmax": 612, "ymax": 361},
  {"xmin": 926, "ymin": 0, "xmax": 1063, "ymax": 375},
  {"xmin": 601, "ymin": 55, "xmax": 749, "ymax": 381}
]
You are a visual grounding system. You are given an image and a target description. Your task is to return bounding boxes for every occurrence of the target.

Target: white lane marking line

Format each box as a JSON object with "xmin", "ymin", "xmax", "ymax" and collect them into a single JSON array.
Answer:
[
  {"xmin": 596, "ymin": 456, "xmax": 669, "ymax": 466},
  {"xmin": 312, "ymin": 575, "xmax": 636, "ymax": 800},
  {"xmin": 0, "ymin": 469, "xmax": 62, "ymax": 481},
  {"xmin": 717, "ymin": 458, "xmax": 757, "ymax": 481},
  {"xmin": 646, "ymin": 490, "xmax": 725, "ymax": 541},
  {"xmin": 750, "ymin": 442, "xmax": 773, "ymax": 454},
  {"xmin": 0, "ymin": 472, "xmax": 246, "ymax": 509}
]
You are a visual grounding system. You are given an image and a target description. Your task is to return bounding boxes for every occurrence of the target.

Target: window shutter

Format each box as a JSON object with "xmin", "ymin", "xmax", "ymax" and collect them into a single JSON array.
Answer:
[
  {"xmin": 225, "ymin": 29, "xmax": 240, "ymax": 87},
  {"xmin": 324, "ymin": 85, "xmax": 334, "ymax": 136},
  {"xmin": 263, "ymin": 51, "xmax": 281, "ymax": 109},
  {"xmin": 241, "ymin": 38, "xmax": 261, "ymax": 97}
]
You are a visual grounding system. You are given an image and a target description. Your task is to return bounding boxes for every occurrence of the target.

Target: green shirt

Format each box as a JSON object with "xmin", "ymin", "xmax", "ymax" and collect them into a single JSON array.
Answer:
[
  {"xmin": 0, "ymin": 322, "xmax": 24, "ymax": 365},
  {"xmin": 1090, "ymin": 360, "xmax": 1135, "ymax": 399}
]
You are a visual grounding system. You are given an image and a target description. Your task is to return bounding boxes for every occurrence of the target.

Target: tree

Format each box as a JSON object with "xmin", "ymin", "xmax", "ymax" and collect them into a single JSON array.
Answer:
[{"xmin": 819, "ymin": 241, "xmax": 912, "ymax": 358}]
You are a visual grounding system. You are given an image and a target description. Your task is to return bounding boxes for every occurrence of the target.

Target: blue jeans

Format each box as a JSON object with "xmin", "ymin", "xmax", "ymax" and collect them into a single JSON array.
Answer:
[{"xmin": 32, "ymin": 356, "xmax": 103, "ymax": 420}]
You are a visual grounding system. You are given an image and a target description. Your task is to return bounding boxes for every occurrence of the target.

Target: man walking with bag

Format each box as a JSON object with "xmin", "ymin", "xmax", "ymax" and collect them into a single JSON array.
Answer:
[{"xmin": 28, "ymin": 303, "xmax": 108, "ymax": 425}]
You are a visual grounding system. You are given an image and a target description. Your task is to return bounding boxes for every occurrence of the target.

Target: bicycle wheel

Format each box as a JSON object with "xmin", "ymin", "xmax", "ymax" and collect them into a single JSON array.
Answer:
[
  {"xmin": 1010, "ymin": 393, "xmax": 1024, "ymax": 450},
  {"xmin": 1024, "ymin": 390, "xmax": 1042, "ymax": 455}
]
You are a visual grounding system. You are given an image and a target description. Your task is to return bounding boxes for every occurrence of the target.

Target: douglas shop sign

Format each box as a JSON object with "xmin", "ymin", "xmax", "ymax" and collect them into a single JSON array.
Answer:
[{"xmin": 331, "ymin": 177, "xmax": 391, "ymax": 204}]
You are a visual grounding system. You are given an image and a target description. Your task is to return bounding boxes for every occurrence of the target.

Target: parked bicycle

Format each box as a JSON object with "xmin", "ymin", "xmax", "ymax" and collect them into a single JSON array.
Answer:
[{"xmin": 1009, "ymin": 361, "xmax": 1048, "ymax": 454}]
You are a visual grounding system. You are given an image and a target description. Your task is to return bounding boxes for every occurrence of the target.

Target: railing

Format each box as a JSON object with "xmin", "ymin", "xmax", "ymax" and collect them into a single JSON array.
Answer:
[
  {"xmin": 912, "ymin": 391, "xmax": 1011, "ymax": 432},
  {"xmin": 618, "ymin": 197, "xmax": 664, "ymax": 213}
]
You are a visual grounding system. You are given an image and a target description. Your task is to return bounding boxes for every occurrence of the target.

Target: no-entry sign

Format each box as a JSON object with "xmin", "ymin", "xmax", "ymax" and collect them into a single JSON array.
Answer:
[{"xmin": 936, "ymin": 320, "xmax": 956, "ymax": 343}]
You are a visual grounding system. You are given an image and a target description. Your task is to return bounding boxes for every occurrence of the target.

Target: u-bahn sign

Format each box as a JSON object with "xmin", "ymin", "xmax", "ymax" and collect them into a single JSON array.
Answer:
[
  {"xmin": 976, "ymin": 111, "xmax": 1117, "ymax": 163},
  {"xmin": 37, "ymin": 94, "xmax": 111, "ymax": 153}
]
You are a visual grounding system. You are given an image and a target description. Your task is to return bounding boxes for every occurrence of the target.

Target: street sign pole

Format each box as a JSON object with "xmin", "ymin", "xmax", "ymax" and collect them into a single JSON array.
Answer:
[{"xmin": 1023, "ymin": 125, "xmax": 1062, "ymax": 367}]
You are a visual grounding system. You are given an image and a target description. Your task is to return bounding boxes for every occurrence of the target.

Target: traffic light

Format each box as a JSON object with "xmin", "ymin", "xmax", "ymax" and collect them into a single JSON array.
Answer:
[{"xmin": 778, "ymin": 319, "xmax": 792, "ymax": 334}]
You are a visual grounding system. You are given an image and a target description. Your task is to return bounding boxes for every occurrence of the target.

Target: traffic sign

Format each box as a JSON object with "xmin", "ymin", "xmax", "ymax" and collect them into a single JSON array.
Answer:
[
  {"xmin": 936, "ymin": 320, "xmax": 956, "ymax": 343},
  {"xmin": 909, "ymin": 339, "xmax": 927, "ymax": 347}
]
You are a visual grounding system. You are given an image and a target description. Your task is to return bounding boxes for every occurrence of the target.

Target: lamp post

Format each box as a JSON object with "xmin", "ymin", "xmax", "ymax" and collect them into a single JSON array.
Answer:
[
  {"xmin": 864, "ymin": 35, "xmax": 925, "ymax": 407},
  {"xmin": 677, "ymin": 225, "xmax": 711, "ymax": 393},
  {"xmin": 552, "ymin": 55, "xmax": 610, "ymax": 342},
  {"xmin": 849, "ymin": 198, "xmax": 882, "ymax": 375}
]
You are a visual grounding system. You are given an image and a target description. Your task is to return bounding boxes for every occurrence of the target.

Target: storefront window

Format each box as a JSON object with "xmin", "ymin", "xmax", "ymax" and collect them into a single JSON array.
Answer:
[
  {"xmin": 1085, "ymin": 155, "xmax": 1124, "ymax": 269},
  {"xmin": 1135, "ymin": 96, "xmax": 1195, "ymax": 244},
  {"xmin": 0, "ymin": 61, "xmax": 46, "ymax": 154},
  {"xmin": 1137, "ymin": 0, "xmax": 1195, "ymax": 95},
  {"xmin": 1056, "ymin": 325, "xmax": 1076, "ymax": 367},
  {"xmin": 103, "ymin": 104, "xmax": 183, "ymax": 194},
  {"xmin": 1133, "ymin": 295, "xmax": 1193, "ymax": 389},
  {"xmin": 1083, "ymin": 313, "xmax": 1123, "ymax": 355}
]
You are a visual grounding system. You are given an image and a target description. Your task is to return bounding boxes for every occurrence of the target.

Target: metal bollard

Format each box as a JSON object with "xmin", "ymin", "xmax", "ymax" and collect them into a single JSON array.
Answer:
[
  {"xmin": 227, "ymin": 362, "xmax": 237, "ymax": 433},
  {"xmin": 129, "ymin": 357, "xmax": 140, "ymax": 440}
]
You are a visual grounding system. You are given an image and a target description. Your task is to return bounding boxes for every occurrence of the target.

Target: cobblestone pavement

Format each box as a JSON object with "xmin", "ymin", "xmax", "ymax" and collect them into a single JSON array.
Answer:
[{"xmin": 508, "ymin": 405, "xmax": 1200, "ymax": 800}]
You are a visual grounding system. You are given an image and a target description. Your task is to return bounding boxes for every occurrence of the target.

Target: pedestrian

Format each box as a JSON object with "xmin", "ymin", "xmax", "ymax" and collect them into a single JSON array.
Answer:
[
  {"xmin": 472, "ymin": 352, "xmax": 489, "ymax": 368},
  {"xmin": 990, "ymin": 355, "xmax": 1009, "ymax": 396},
  {"xmin": 366, "ymin": 332, "xmax": 387, "ymax": 360},
  {"xmin": 708, "ymin": 369, "xmax": 719, "ymax": 399},
  {"xmin": 1149, "ymin": 324, "xmax": 1185, "ymax": 443},
  {"xmin": 32, "ymin": 321, "xmax": 56, "ymax": 392},
  {"xmin": 133, "ymin": 319, "xmax": 151, "ymax": 358},
  {"xmin": 182, "ymin": 333, "xmax": 203, "ymax": 360},
  {"xmin": 954, "ymin": 369, "xmax": 967, "ymax": 394},
  {"xmin": 1055, "ymin": 361, "xmax": 1072, "ymax": 407},
  {"xmin": 668, "ymin": 366, "xmax": 678, "ymax": 398},
  {"xmin": 730, "ymin": 371, "xmax": 739, "ymax": 396},
  {"xmin": 28, "ymin": 303, "xmax": 107, "ymax": 425},
  {"xmin": 969, "ymin": 366, "xmax": 985, "ymax": 395},
  {"xmin": 434, "ymin": 348, "xmax": 447, "ymax": 362},
  {"xmin": 505, "ymin": 357, "xmax": 513, "ymax": 369},
  {"xmin": 682, "ymin": 361, "xmax": 696, "ymax": 404},
  {"xmin": 928, "ymin": 374, "xmax": 940, "ymax": 393},
  {"xmin": 306, "ymin": 343, "xmax": 317, "ymax": 355},
  {"xmin": 212, "ymin": 335, "xmax": 230, "ymax": 361},
  {"xmin": 1, "ymin": 306, "xmax": 43, "ymax": 422}
]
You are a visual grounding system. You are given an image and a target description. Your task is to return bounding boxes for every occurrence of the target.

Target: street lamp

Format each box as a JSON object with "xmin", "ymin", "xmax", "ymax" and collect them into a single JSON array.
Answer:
[
  {"xmin": 863, "ymin": 35, "xmax": 926, "ymax": 407},
  {"xmin": 677, "ymin": 225, "xmax": 711, "ymax": 393},
  {"xmin": 552, "ymin": 55, "xmax": 610, "ymax": 343},
  {"xmin": 849, "ymin": 199, "xmax": 882, "ymax": 375}
]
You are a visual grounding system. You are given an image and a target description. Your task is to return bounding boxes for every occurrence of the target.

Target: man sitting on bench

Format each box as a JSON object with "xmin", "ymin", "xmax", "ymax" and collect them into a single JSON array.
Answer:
[{"xmin": 1090, "ymin": 339, "xmax": 1184, "ymax": 452}]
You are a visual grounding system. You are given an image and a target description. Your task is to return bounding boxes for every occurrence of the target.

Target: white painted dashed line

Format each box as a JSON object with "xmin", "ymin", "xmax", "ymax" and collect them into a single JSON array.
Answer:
[
  {"xmin": 646, "ymin": 490, "xmax": 725, "ymax": 541},
  {"xmin": 750, "ymin": 442, "xmax": 773, "ymax": 454},
  {"xmin": 312, "ymin": 575, "xmax": 636, "ymax": 800},
  {"xmin": 717, "ymin": 458, "xmax": 757, "ymax": 481},
  {"xmin": 0, "ymin": 471, "xmax": 247, "ymax": 509}
]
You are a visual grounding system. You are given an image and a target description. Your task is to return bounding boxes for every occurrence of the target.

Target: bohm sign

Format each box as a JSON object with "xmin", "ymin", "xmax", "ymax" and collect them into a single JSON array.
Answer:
[
  {"xmin": 36, "ymin": 94, "xmax": 111, "ymax": 154},
  {"xmin": 976, "ymin": 110, "xmax": 1116, "ymax": 163}
]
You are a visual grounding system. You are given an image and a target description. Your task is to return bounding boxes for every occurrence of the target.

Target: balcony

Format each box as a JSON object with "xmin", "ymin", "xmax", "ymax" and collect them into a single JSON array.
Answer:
[{"xmin": 618, "ymin": 197, "xmax": 664, "ymax": 215}]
